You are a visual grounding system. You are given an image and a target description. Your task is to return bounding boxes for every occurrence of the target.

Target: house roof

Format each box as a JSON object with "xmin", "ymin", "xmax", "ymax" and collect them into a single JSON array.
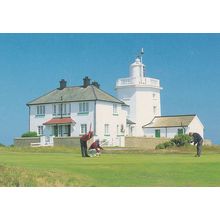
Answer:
[
  {"xmin": 27, "ymin": 85, "xmax": 125, "ymax": 105},
  {"xmin": 126, "ymin": 119, "xmax": 136, "ymax": 125},
  {"xmin": 43, "ymin": 117, "xmax": 75, "ymax": 125},
  {"xmin": 143, "ymin": 114, "xmax": 196, "ymax": 128}
]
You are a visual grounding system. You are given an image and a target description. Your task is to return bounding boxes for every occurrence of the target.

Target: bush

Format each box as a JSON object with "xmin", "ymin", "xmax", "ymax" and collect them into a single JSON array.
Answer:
[
  {"xmin": 155, "ymin": 143, "xmax": 166, "ymax": 149},
  {"xmin": 156, "ymin": 134, "xmax": 191, "ymax": 149},
  {"xmin": 156, "ymin": 141, "xmax": 175, "ymax": 149},
  {"xmin": 171, "ymin": 134, "xmax": 191, "ymax": 147},
  {"xmin": 0, "ymin": 143, "xmax": 5, "ymax": 147},
  {"xmin": 21, "ymin": 131, "xmax": 38, "ymax": 137},
  {"xmin": 163, "ymin": 141, "xmax": 175, "ymax": 148}
]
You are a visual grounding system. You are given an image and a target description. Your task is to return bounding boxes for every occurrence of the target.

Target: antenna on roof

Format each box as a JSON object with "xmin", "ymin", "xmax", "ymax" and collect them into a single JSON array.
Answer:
[{"xmin": 140, "ymin": 48, "xmax": 144, "ymax": 63}]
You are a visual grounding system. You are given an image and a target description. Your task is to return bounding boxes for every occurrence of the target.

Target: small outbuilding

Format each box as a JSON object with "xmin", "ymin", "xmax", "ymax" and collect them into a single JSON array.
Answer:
[{"xmin": 143, "ymin": 114, "xmax": 204, "ymax": 138}]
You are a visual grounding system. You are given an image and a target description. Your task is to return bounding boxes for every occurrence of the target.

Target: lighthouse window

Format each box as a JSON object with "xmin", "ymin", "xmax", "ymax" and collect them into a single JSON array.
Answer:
[
  {"xmin": 153, "ymin": 106, "xmax": 157, "ymax": 115},
  {"xmin": 153, "ymin": 93, "xmax": 156, "ymax": 98}
]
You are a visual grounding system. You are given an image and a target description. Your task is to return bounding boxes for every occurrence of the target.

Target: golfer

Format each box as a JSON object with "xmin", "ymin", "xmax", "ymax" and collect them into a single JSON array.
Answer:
[
  {"xmin": 80, "ymin": 131, "xmax": 93, "ymax": 157},
  {"xmin": 189, "ymin": 132, "xmax": 203, "ymax": 157},
  {"xmin": 88, "ymin": 139, "xmax": 104, "ymax": 156}
]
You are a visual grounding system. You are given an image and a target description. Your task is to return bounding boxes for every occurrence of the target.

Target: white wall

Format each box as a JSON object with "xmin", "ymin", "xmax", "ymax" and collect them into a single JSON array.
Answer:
[
  {"xmin": 70, "ymin": 101, "xmax": 94, "ymax": 136},
  {"xmin": 29, "ymin": 104, "xmax": 53, "ymax": 136},
  {"xmin": 116, "ymin": 86, "xmax": 161, "ymax": 136},
  {"xmin": 186, "ymin": 115, "xmax": 204, "ymax": 138},
  {"xmin": 29, "ymin": 101, "xmax": 95, "ymax": 137},
  {"xmin": 29, "ymin": 100, "xmax": 126, "ymax": 146},
  {"xmin": 144, "ymin": 127, "xmax": 188, "ymax": 138},
  {"xmin": 95, "ymin": 101, "xmax": 126, "ymax": 146}
]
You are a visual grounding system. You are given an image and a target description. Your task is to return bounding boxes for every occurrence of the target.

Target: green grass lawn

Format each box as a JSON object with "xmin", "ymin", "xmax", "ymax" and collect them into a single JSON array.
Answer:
[{"xmin": 1, "ymin": 146, "xmax": 220, "ymax": 186}]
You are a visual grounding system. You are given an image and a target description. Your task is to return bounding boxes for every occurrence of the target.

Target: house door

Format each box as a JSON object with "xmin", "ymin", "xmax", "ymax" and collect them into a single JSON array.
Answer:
[
  {"xmin": 53, "ymin": 125, "xmax": 63, "ymax": 137},
  {"xmin": 63, "ymin": 125, "xmax": 71, "ymax": 137},
  {"xmin": 155, "ymin": 129, "xmax": 160, "ymax": 138},
  {"xmin": 58, "ymin": 125, "xmax": 63, "ymax": 137},
  {"xmin": 53, "ymin": 125, "xmax": 71, "ymax": 137}
]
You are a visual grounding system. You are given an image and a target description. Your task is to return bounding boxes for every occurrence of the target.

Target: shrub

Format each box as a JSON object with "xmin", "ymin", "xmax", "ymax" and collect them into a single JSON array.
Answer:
[
  {"xmin": 155, "ymin": 143, "xmax": 166, "ymax": 149},
  {"xmin": 163, "ymin": 141, "xmax": 175, "ymax": 148},
  {"xmin": 0, "ymin": 143, "xmax": 5, "ymax": 147},
  {"xmin": 21, "ymin": 131, "xmax": 38, "ymax": 137},
  {"xmin": 156, "ymin": 134, "xmax": 191, "ymax": 149},
  {"xmin": 156, "ymin": 141, "xmax": 175, "ymax": 149},
  {"xmin": 171, "ymin": 134, "xmax": 191, "ymax": 147}
]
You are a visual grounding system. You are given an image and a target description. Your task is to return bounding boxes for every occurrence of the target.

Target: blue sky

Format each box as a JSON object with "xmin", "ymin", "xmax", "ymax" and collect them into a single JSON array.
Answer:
[{"xmin": 0, "ymin": 33, "xmax": 219, "ymax": 145}]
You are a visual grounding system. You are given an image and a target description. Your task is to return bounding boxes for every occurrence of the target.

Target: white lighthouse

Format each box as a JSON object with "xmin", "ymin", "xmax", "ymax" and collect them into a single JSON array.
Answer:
[{"xmin": 115, "ymin": 50, "xmax": 163, "ymax": 136}]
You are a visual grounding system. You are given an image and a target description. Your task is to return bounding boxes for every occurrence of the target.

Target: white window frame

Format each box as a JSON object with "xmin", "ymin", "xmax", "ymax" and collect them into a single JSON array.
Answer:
[
  {"xmin": 79, "ymin": 102, "xmax": 89, "ymax": 114},
  {"xmin": 104, "ymin": 124, "xmax": 110, "ymax": 136},
  {"xmin": 117, "ymin": 124, "xmax": 119, "ymax": 136},
  {"xmin": 68, "ymin": 103, "xmax": 71, "ymax": 115},
  {"xmin": 113, "ymin": 103, "xmax": 118, "ymax": 115},
  {"xmin": 53, "ymin": 103, "xmax": 71, "ymax": 116},
  {"xmin": 63, "ymin": 104, "xmax": 67, "ymax": 115},
  {"xmin": 36, "ymin": 105, "xmax": 45, "ymax": 116},
  {"xmin": 53, "ymin": 104, "xmax": 57, "ymax": 115},
  {"xmin": 80, "ymin": 124, "xmax": 87, "ymax": 135},
  {"xmin": 38, "ymin": 126, "xmax": 44, "ymax": 136},
  {"xmin": 58, "ymin": 104, "xmax": 62, "ymax": 115}
]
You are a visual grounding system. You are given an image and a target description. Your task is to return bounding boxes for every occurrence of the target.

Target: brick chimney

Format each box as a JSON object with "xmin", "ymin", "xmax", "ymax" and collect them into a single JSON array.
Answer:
[
  {"xmin": 91, "ymin": 81, "xmax": 100, "ymax": 89},
  {"xmin": 83, "ymin": 76, "xmax": 91, "ymax": 88},
  {"xmin": 59, "ymin": 79, "xmax": 67, "ymax": 90}
]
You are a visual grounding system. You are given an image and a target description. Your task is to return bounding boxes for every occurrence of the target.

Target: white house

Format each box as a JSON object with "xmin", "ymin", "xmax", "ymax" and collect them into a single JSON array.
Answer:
[
  {"xmin": 27, "ymin": 77, "xmax": 127, "ymax": 146},
  {"xmin": 143, "ymin": 115, "xmax": 204, "ymax": 138}
]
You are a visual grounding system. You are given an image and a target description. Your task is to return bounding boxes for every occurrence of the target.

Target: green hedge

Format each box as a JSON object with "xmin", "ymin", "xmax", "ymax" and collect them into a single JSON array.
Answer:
[
  {"xmin": 156, "ymin": 134, "xmax": 192, "ymax": 149},
  {"xmin": 21, "ymin": 131, "xmax": 38, "ymax": 137},
  {"xmin": 171, "ymin": 134, "xmax": 192, "ymax": 147}
]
